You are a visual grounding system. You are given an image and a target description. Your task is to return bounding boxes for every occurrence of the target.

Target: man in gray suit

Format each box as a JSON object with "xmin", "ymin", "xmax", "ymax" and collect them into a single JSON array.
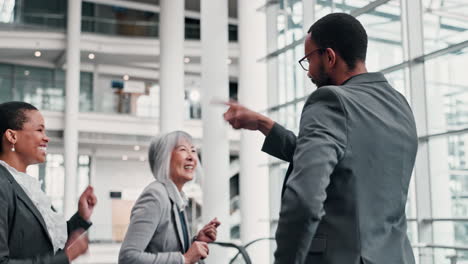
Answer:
[{"xmin": 224, "ymin": 13, "xmax": 417, "ymax": 264}]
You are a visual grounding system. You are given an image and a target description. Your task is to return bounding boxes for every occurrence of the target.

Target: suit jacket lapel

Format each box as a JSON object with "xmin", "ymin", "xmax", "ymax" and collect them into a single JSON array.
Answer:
[
  {"xmin": 161, "ymin": 180, "xmax": 189, "ymax": 251},
  {"xmin": 172, "ymin": 203, "xmax": 187, "ymax": 251},
  {"xmin": 281, "ymin": 161, "xmax": 294, "ymax": 197},
  {"xmin": 0, "ymin": 165, "xmax": 53, "ymax": 244},
  {"xmin": 183, "ymin": 210, "xmax": 191, "ymax": 236}
]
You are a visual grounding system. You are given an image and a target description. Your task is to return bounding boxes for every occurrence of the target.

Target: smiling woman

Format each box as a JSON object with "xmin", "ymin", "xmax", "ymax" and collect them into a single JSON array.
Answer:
[
  {"xmin": 119, "ymin": 131, "xmax": 221, "ymax": 264},
  {"xmin": 0, "ymin": 101, "xmax": 98, "ymax": 264},
  {"xmin": 0, "ymin": 105, "xmax": 49, "ymax": 170}
]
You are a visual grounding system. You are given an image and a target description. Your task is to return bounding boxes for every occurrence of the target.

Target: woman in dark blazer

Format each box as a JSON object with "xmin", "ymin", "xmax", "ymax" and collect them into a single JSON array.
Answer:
[{"xmin": 0, "ymin": 101, "xmax": 97, "ymax": 264}]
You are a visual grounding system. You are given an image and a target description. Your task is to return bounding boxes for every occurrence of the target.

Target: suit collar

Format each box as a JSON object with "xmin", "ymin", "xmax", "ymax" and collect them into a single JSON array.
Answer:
[
  {"xmin": 0, "ymin": 163, "xmax": 53, "ymax": 244},
  {"xmin": 341, "ymin": 72, "xmax": 387, "ymax": 85},
  {"xmin": 160, "ymin": 180, "xmax": 188, "ymax": 212},
  {"xmin": 159, "ymin": 180, "xmax": 191, "ymax": 251}
]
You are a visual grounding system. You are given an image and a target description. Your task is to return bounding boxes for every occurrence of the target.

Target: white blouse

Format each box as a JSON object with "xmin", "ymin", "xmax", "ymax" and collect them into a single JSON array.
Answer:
[{"xmin": 0, "ymin": 160, "xmax": 67, "ymax": 253}]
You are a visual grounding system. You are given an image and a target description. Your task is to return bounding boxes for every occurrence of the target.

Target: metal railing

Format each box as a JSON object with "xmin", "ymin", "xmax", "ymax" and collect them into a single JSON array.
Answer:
[
  {"xmin": 229, "ymin": 237, "xmax": 274, "ymax": 264},
  {"xmin": 0, "ymin": 12, "xmax": 238, "ymax": 40},
  {"xmin": 210, "ymin": 241, "xmax": 252, "ymax": 264},
  {"xmin": 413, "ymin": 243, "xmax": 468, "ymax": 264},
  {"xmin": 222, "ymin": 236, "xmax": 468, "ymax": 264}
]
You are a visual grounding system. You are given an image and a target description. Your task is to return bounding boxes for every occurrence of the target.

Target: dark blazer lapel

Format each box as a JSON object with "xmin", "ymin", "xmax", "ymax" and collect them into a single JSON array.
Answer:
[
  {"xmin": 281, "ymin": 162, "xmax": 294, "ymax": 197},
  {"xmin": 172, "ymin": 202, "xmax": 187, "ymax": 251},
  {"xmin": 182, "ymin": 210, "xmax": 191, "ymax": 237},
  {"xmin": 0, "ymin": 165, "xmax": 53, "ymax": 243}
]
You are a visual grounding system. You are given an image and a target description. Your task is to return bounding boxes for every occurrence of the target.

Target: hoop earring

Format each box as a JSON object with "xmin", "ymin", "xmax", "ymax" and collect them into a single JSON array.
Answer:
[{"xmin": 11, "ymin": 144, "xmax": 15, "ymax": 152}]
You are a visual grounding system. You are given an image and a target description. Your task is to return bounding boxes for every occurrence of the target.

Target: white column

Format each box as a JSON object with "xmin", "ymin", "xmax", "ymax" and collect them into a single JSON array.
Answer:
[
  {"xmin": 201, "ymin": 0, "xmax": 230, "ymax": 263},
  {"xmin": 238, "ymin": 0, "xmax": 270, "ymax": 263},
  {"xmin": 266, "ymin": 2, "xmax": 279, "ymax": 113},
  {"xmin": 303, "ymin": 0, "xmax": 316, "ymax": 92},
  {"xmin": 302, "ymin": 0, "xmax": 315, "ymax": 33},
  {"xmin": 64, "ymin": 0, "xmax": 82, "ymax": 218},
  {"xmin": 159, "ymin": 0, "xmax": 185, "ymax": 132},
  {"xmin": 402, "ymin": 0, "xmax": 433, "ymax": 263},
  {"xmin": 266, "ymin": 1, "xmax": 280, "ymax": 259}
]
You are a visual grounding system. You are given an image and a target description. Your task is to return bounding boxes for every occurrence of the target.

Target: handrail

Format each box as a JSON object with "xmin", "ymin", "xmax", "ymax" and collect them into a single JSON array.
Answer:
[
  {"xmin": 210, "ymin": 241, "xmax": 252, "ymax": 264},
  {"xmin": 229, "ymin": 237, "xmax": 275, "ymax": 264},
  {"xmin": 413, "ymin": 243, "xmax": 468, "ymax": 251}
]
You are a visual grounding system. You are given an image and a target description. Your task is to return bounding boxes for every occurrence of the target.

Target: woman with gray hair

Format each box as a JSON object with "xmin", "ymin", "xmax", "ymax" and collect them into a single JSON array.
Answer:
[{"xmin": 119, "ymin": 131, "xmax": 221, "ymax": 264}]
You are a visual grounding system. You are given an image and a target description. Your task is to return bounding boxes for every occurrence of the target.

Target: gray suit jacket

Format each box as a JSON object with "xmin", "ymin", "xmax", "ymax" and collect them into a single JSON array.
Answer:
[
  {"xmin": 0, "ymin": 164, "xmax": 92, "ymax": 264},
  {"xmin": 262, "ymin": 72, "xmax": 417, "ymax": 264},
  {"xmin": 119, "ymin": 180, "xmax": 192, "ymax": 264}
]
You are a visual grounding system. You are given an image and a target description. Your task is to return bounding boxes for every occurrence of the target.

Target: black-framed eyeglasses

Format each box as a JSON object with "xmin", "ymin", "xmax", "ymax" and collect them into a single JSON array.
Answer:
[{"xmin": 298, "ymin": 48, "xmax": 326, "ymax": 71}]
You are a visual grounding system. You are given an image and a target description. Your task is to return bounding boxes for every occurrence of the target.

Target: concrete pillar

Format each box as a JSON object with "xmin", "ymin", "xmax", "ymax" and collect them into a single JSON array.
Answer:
[
  {"xmin": 63, "ymin": 0, "xmax": 82, "ymax": 218},
  {"xmin": 238, "ymin": 0, "xmax": 270, "ymax": 263},
  {"xmin": 201, "ymin": 0, "xmax": 231, "ymax": 263},
  {"xmin": 159, "ymin": 0, "xmax": 185, "ymax": 132}
]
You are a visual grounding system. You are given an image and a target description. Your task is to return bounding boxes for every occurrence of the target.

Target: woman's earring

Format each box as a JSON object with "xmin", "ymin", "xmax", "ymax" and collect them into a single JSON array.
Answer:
[{"xmin": 11, "ymin": 144, "xmax": 15, "ymax": 152}]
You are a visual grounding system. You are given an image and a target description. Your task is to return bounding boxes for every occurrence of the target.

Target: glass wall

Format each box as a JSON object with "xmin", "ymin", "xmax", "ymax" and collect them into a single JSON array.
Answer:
[
  {"xmin": 422, "ymin": 0, "xmax": 468, "ymax": 261},
  {"xmin": 0, "ymin": 63, "xmax": 92, "ymax": 112},
  {"xmin": 422, "ymin": 0, "xmax": 468, "ymax": 53},
  {"xmin": 0, "ymin": 62, "xmax": 208, "ymax": 120},
  {"xmin": 0, "ymin": 0, "xmax": 238, "ymax": 41}
]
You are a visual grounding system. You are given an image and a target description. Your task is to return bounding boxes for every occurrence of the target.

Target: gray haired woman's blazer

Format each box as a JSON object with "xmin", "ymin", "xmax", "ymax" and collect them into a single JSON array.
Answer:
[{"xmin": 119, "ymin": 180, "xmax": 193, "ymax": 264}]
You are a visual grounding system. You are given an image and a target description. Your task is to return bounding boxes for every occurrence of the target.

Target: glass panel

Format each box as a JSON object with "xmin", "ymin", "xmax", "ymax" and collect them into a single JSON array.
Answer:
[
  {"xmin": 0, "ymin": 1, "xmax": 237, "ymax": 41},
  {"xmin": 358, "ymin": 0, "xmax": 403, "ymax": 71},
  {"xmin": 78, "ymin": 155, "xmax": 90, "ymax": 195},
  {"xmin": 82, "ymin": 5, "xmax": 159, "ymax": 37},
  {"xmin": 21, "ymin": 0, "xmax": 67, "ymax": 30},
  {"xmin": 428, "ymin": 133, "xmax": 468, "ymax": 262},
  {"xmin": 14, "ymin": 65, "xmax": 64, "ymax": 111},
  {"xmin": 433, "ymin": 248, "xmax": 460, "ymax": 264},
  {"xmin": 0, "ymin": 64, "xmax": 13, "ymax": 102},
  {"xmin": 0, "ymin": 63, "xmax": 13, "ymax": 75},
  {"xmin": 45, "ymin": 154, "xmax": 65, "ymax": 213},
  {"xmin": 80, "ymin": 72, "xmax": 93, "ymax": 112},
  {"xmin": 425, "ymin": 47, "xmax": 468, "ymax": 134},
  {"xmin": 315, "ymin": 0, "xmax": 376, "ymax": 20},
  {"xmin": 0, "ymin": 78, "xmax": 12, "ymax": 102},
  {"xmin": 136, "ymin": 84, "xmax": 159, "ymax": 118},
  {"xmin": 276, "ymin": 0, "xmax": 303, "ymax": 49},
  {"xmin": 277, "ymin": 7, "xmax": 287, "ymax": 49},
  {"xmin": 423, "ymin": 0, "xmax": 468, "ymax": 54},
  {"xmin": 185, "ymin": 17, "xmax": 200, "ymax": 40},
  {"xmin": 0, "ymin": 0, "xmax": 15, "ymax": 23}
]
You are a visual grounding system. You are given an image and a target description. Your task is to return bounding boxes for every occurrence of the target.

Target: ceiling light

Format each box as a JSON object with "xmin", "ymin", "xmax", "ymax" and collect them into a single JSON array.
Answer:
[
  {"xmin": 227, "ymin": 58, "xmax": 232, "ymax": 65},
  {"xmin": 134, "ymin": 145, "xmax": 140, "ymax": 151},
  {"xmin": 184, "ymin": 57, "xmax": 190, "ymax": 63},
  {"xmin": 34, "ymin": 51, "xmax": 41, "ymax": 57},
  {"xmin": 88, "ymin": 53, "xmax": 95, "ymax": 60},
  {"xmin": 189, "ymin": 90, "xmax": 200, "ymax": 102},
  {"xmin": 123, "ymin": 75, "xmax": 130, "ymax": 81}
]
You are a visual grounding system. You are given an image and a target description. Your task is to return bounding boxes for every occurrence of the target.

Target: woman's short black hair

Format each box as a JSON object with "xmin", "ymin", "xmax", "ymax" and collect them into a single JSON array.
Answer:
[
  {"xmin": 308, "ymin": 13, "xmax": 368, "ymax": 70},
  {"xmin": 0, "ymin": 101, "xmax": 38, "ymax": 153}
]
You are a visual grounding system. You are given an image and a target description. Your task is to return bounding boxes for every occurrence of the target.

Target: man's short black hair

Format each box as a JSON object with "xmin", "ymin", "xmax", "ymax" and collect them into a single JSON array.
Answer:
[
  {"xmin": 308, "ymin": 13, "xmax": 368, "ymax": 70},
  {"xmin": 0, "ymin": 101, "xmax": 38, "ymax": 153}
]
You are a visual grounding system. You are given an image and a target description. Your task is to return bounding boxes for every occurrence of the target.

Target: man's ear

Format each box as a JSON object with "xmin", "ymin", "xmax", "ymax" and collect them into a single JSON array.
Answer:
[{"xmin": 325, "ymin": 48, "xmax": 337, "ymax": 67}]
